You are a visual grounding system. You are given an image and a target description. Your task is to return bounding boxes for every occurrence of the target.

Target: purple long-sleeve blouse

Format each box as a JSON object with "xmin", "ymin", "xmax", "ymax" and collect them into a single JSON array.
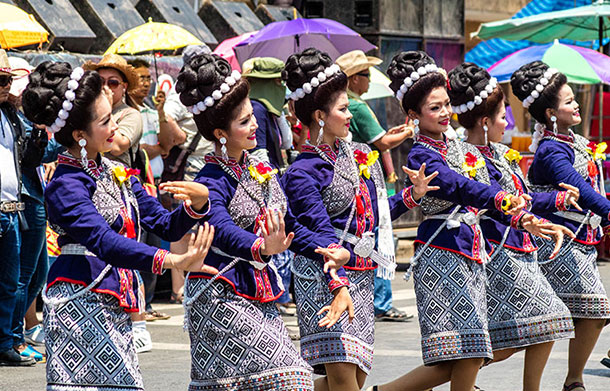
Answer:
[{"xmin": 45, "ymin": 153, "xmax": 208, "ymax": 311}]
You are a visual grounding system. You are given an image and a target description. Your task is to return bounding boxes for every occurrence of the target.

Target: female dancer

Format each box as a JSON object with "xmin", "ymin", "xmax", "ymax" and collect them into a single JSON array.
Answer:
[
  {"xmin": 511, "ymin": 61, "xmax": 610, "ymax": 391},
  {"xmin": 22, "ymin": 62, "xmax": 216, "ymax": 391},
  {"xmin": 366, "ymin": 51, "xmax": 568, "ymax": 391},
  {"xmin": 448, "ymin": 62, "xmax": 577, "ymax": 390},
  {"xmin": 280, "ymin": 48, "xmax": 453, "ymax": 391},
  {"xmin": 175, "ymin": 53, "xmax": 367, "ymax": 391}
]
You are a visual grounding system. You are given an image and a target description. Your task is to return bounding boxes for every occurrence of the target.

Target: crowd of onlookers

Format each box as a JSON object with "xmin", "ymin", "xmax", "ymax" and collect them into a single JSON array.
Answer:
[{"xmin": 0, "ymin": 45, "xmax": 414, "ymax": 366}]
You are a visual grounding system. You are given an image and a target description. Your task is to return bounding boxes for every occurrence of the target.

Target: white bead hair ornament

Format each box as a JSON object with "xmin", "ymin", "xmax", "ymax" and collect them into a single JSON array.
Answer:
[
  {"xmin": 48, "ymin": 67, "xmax": 84, "ymax": 134},
  {"xmin": 522, "ymin": 68, "xmax": 558, "ymax": 108},
  {"xmin": 288, "ymin": 64, "xmax": 341, "ymax": 102},
  {"xmin": 395, "ymin": 63, "xmax": 442, "ymax": 102},
  {"xmin": 451, "ymin": 77, "xmax": 498, "ymax": 115},
  {"xmin": 187, "ymin": 70, "xmax": 241, "ymax": 115}
]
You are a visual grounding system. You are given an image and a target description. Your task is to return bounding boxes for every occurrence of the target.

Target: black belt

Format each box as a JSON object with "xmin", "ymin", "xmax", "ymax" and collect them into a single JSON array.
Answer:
[{"xmin": 0, "ymin": 201, "xmax": 25, "ymax": 213}]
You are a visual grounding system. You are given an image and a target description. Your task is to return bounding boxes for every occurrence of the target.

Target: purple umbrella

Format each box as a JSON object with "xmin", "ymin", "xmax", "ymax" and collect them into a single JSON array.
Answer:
[{"xmin": 233, "ymin": 18, "xmax": 376, "ymax": 64}]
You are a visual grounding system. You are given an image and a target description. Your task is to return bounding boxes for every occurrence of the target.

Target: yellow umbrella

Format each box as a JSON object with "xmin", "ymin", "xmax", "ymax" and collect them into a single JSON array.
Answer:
[
  {"xmin": 0, "ymin": 3, "xmax": 48, "ymax": 49},
  {"xmin": 105, "ymin": 18, "xmax": 203, "ymax": 55}
]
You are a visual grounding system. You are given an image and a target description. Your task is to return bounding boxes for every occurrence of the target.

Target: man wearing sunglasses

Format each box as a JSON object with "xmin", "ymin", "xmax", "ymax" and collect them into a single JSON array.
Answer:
[
  {"xmin": 0, "ymin": 49, "xmax": 47, "ymax": 366},
  {"xmin": 336, "ymin": 50, "xmax": 414, "ymax": 323}
]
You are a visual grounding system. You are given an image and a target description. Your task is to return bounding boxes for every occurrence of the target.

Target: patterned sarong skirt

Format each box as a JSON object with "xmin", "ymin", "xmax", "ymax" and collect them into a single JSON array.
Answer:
[
  {"xmin": 535, "ymin": 237, "xmax": 610, "ymax": 320},
  {"xmin": 412, "ymin": 246, "xmax": 493, "ymax": 365},
  {"xmin": 486, "ymin": 245, "xmax": 574, "ymax": 350},
  {"xmin": 293, "ymin": 255, "xmax": 375, "ymax": 375},
  {"xmin": 43, "ymin": 282, "xmax": 143, "ymax": 391},
  {"xmin": 185, "ymin": 278, "xmax": 313, "ymax": 391}
]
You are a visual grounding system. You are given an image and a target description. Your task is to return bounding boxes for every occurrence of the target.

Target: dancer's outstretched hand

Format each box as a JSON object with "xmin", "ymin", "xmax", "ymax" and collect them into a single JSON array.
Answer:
[
  {"xmin": 402, "ymin": 163, "xmax": 440, "ymax": 201},
  {"xmin": 521, "ymin": 214, "xmax": 575, "ymax": 259},
  {"xmin": 160, "ymin": 181, "xmax": 209, "ymax": 211},
  {"xmin": 259, "ymin": 209, "xmax": 294, "ymax": 256},
  {"xmin": 315, "ymin": 246, "xmax": 351, "ymax": 282},
  {"xmin": 506, "ymin": 194, "xmax": 532, "ymax": 215},
  {"xmin": 558, "ymin": 183, "xmax": 582, "ymax": 211},
  {"xmin": 318, "ymin": 286, "xmax": 355, "ymax": 328},
  {"xmin": 165, "ymin": 223, "xmax": 218, "ymax": 273}
]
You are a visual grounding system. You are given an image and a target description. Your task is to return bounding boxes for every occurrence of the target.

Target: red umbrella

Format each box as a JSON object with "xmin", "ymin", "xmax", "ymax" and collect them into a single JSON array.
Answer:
[{"xmin": 212, "ymin": 31, "xmax": 257, "ymax": 72}]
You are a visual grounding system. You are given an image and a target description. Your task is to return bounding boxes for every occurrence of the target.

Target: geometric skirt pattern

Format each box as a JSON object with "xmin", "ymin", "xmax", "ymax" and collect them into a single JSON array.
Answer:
[
  {"xmin": 43, "ymin": 282, "xmax": 144, "ymax": 391},
  {"xmin": 412, "ymin": 246, "xmax": 493, "ymax": 365},
  {"xmin": 486, "ymin": 246, "xmax": 574, "ymax": 350},
  {"xmin": 185, "ymin": 278, "xmax": 313, "ymax": 391},
  {"xmin": 293, "ymin": 255, "xmax": 375, "ymax": 375},
  {"xmin": 535, "ymin": 237, "xmax": 610, "ymax": 320}
]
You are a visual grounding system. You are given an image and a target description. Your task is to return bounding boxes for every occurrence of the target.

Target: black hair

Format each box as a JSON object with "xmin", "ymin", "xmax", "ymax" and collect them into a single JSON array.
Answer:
[
  {"xmin": 127, "ymin": 59, "xmax": 151, "ymax": 69},
  {"xmin": 22, "ymin": 61, "xmax": 103, "ymax": 148},
  {"xmin": 387, "ymin": 51, "xmax": 446, "ymax": 114},
  {"xmin": 176, "ymin": 54, "xmax": 250, "ymax": 142},
  {"xmin": 282, "ymin": 48, "xmax": 348, "ymax": 127},
  {"xmin": 510, "ymin": 61, "xmax": 567, "ymax": 125},
  {"xmin": 448, "ymin": 62, "xmax": 504, "ymax": 129}
]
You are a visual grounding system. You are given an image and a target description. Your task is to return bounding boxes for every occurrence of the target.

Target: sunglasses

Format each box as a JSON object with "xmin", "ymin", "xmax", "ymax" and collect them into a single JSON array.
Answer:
[
  {"xmin": 101, "ymin": 77, "xmax": 122, "ymax": 89},
  {"xmin": 357, "ymin": 72, "xmax": 370, "ymax": 78},
  {"xmin": 0, "ymin": 75, "xmax": 13, "ymax": 87}
]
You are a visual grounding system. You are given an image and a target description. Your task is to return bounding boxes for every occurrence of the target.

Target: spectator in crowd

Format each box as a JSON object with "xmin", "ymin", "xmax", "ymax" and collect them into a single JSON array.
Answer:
[
  {"xmin": 83, "ymin": 54, "xmax": 155, "ymax": 353},
  {"xmin": 128, "ymin": 59, "xmax": 184, "ymax": 321},
  {"xmin": 242, "ymin": 57, "xmax": 292, "ymax": 170},
  {"xmin": 163, "ymin": 45, "xmax": 215, "ymax": 303},
  {"xmin": 0, "ymin": 49, "xmax": 48, "ymax": 366},
  {"xmin": 336, "ymin": 50, "xmax": 414, "ymax": 322}
]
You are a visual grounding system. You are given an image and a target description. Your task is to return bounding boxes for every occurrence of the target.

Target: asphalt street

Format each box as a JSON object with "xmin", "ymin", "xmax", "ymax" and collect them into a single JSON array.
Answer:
[{"xmin": 2, "ymin": 264, "xmax": 609, "ymax": 391}]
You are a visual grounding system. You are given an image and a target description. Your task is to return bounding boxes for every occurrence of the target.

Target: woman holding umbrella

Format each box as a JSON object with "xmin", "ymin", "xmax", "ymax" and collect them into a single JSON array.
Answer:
[{"xmin": 511, "ymin": 61, "xmax": 610, "ymax": 391}]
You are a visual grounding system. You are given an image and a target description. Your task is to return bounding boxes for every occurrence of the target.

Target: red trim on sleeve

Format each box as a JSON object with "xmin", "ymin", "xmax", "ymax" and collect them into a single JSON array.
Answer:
[
  {"xmin": 184, "ymin": 201, "xmax": 211, "ymax": 219},
  {"xmin": 555, "ymin": 191, "xmax": 568, "ymax": 211},
  {"xmin": 402, "ymin": 186, "xmax": 421, "ymax": 209},
  {"xmin": 152, "ymin": 249, "xmax": 168, "ymax": 275},
  {"xmin": 251, "ymin": 237, "xmax": 265, "ymax": 264},
  {"xmin": 328, "ymin": 276, "xmax": 349, "ymax": 293},
  {"xmin": 494, "ymin": 190, "xmax": 509, "ymax": 212},
  {"xmin": 510, "ymin": 211, "xmax": 525, "ymax": 230}
]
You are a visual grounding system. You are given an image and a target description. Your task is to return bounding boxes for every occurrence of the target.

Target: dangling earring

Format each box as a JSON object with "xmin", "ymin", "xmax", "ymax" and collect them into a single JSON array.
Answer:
[
  {"xmin": 413, "ymin": 119, "xmax": 419, "ymax": 135},
  {"xmin": 317, "ymin": 119, "xmax": 325, "ymax": 145},
  {"xmin": 550, "ymin": 115, "xmax": 558, "ymax": 134},
  {"xmin": 219, "ymin": 137, "xmax": 228, "ymax": 160},
  {"xmin": 483, "ymin": 124, "xmax": 489, "ymax": 145},
  {"xmin": 79, "ymin": 139, "xmax": 88, "ymax": 168}
]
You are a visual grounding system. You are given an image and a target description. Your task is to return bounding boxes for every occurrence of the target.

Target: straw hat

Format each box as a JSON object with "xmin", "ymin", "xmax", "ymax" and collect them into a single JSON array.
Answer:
[
  {"xmin": 83, "ymin": 53, "xmax": 140, "ymax": 91},
  {"xmin": 0, "ymin": 50, "xmax": 29, "ymax": 77},
  {"xmin": 335, "ymin": 50, "xmax": 382, "ymax": 77}
]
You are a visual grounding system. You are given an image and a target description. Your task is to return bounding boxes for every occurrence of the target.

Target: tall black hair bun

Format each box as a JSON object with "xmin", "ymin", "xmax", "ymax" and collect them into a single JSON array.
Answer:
[
  {"xmin": 176, "ymin": 53, "xmax": 232, "ymax": 107},
  {"xmin": 22, "ymin": 61, "xmax": 72, "ymax": 126},
  {"xmin": 447, "ymin": 62, "xmax": 491, "ymax": 105},
  {"xmin": 282, "ymin": 47, "xmax": 333, "ymax": 92},
  {"xmin": 387, "ymin": 51, "xmax": 435, "ymax": 94},
  {"xmin": 510, "ymin": 61, "xmax": 549, "ymax": 102}
]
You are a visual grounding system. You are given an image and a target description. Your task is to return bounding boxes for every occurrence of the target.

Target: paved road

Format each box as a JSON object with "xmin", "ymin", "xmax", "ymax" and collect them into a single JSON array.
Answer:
[{"xmin": 2, "ymin": 266, "xmax": 610, "ymax": 390}]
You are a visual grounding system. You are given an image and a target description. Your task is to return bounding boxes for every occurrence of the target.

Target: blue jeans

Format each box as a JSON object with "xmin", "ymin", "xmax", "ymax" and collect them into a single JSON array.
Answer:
[
  {"xmin": 0, "ymin": 211, "xmax": 21, "ymax": 351},
  {"xmin": 272, "ymin": 250, "xmax": 293, "ymax": 304},
  {"xmin": 373, "ymin": 273, "xmax": 393, "ymax": 315},
  {"xmin": 12, "ymin": 197, "xmax": 48, "ymax": 345}
]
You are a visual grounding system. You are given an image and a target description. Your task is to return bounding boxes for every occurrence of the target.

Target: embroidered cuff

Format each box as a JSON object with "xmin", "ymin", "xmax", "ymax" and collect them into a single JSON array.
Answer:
[
  {"xmin": 328, "ymin": 276, "xmax": 349, "ymax": 293},
  {"xmin": 555, "ymin": 191, "xmax": 569, "ymax": 211},
  {"xmin": 184, "ymin": 200, "xmax": 211, "ymax": 219},
  {"xmin": 323, "ymin": 243, "xmax": 344, "ymax": 263},
  {"xmin": 511, "ymin": 211, "xmax": 526, "ymax": 230},
  {"xmin": 152, "ymin": 249, "xmax": 169, "ymax": 275},
  {"xmin": 251, "ymin": 237, "xmax": 265, "ymax": 264},
  {"xmin": 402, "ymin": 186, "xmax": 421, "ymax": 209},
  {"xmin": 494, "ymin": 190, "xmax": 510, "ymax": 213}
]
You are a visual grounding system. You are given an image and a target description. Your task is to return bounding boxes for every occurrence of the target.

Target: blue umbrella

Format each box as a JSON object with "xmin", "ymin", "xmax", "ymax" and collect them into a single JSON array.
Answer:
[{"xmin": 233, "ymin": 18, "xmax": 376, "ymax": 64}]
